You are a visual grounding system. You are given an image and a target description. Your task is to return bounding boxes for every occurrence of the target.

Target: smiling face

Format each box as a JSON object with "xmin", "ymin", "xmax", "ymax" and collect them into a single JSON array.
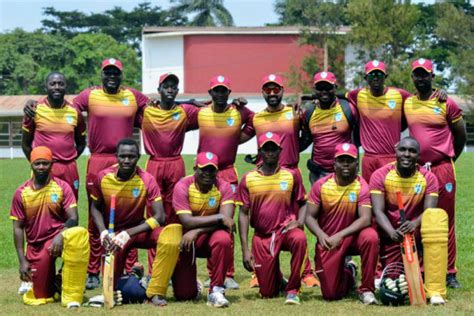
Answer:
[
  {"xmin": 396, "ymin": 138, "xmax": 420, "ymax": 172},
  {"xmin": 313, "ymin": 81, "xmax": 336, "ymax": 105},
  {"xmin": 46, "ymin": 73, "xmax": 66, "ymax": 103},
  {"xmin": 262, "ymin": 82, "xmax": 283, "ymax": 108},
  {"xmin": 101, "ymin": 66, "xmax": 122, "ymax": 93}
]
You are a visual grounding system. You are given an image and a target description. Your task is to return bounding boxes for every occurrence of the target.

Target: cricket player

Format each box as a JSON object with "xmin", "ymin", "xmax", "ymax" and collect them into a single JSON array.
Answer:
[
  {"xmin": 89, "ymin": 138, "xmax": 183, "ymax": 307},
  {"xmin": 305, "ymin": 143, "xmax": 378, "ymax": 304},
  {"xmin": 370, "ymin": 137, "xmax": 449, "ymax": 304},
  {"xmin": 11, "ymin": 146, "xmax": 90, "ymax": 308},
  {"xmin": 170, "ymin": 152, "xmax": 235, "ymax": 307},
  {"xmin": 404, "ymin": 58, "xmax": 467, "ymax": 288},
  {"xmin": 238, "ymin": 132, "xmax": 308, "ymax": 305},
  {"xmin": 22, "ymin": 72, "xmax": 86, "ymax": 199}
]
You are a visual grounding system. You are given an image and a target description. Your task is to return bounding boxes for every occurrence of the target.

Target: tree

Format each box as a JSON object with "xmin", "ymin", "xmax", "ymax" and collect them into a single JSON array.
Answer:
[{"xmin": 170, "ymin": 0, "xmax": 234, "ymax": 26}]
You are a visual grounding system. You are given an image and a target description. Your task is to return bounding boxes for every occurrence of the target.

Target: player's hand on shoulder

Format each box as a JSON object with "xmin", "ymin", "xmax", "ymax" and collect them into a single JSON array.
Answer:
[
  {"xmin": 48, "ymin": 233, "xmax": 64, "ymax": 257},
  {"xmin": 433, "ymin": 89, "xmax": 448, "ymax": 103},
  {"xmin": 180, "ymin": 229, "xmax": 199, "ymax": 252},
  {"xmin": 242, "ymin": 249, "xmax": 255, "ymax": 272},
  {"xmin": 231, "ymin": 97, "xmax": 248, "ymax": 108},
  {"xmin": 24, "ymin": 99, "xmax": 38, "ymax": 119},
  {"xmin": 148, "ymin": 98, "xmax": 160, "ymax": 107}
]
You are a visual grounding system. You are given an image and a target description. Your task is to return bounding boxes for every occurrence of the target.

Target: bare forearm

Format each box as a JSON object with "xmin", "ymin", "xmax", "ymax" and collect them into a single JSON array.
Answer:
[
  {"xmin": 336, "ymin": 217, "xmax": 369, "ymax": 239},
  {"xmin": 305, "ymin": 215, "xmax": 325, "ymax": 240},
  {"xmin": 13, "ymin": 225, "xmax": 27, "ymax": 264},
  {"xmin": 297, "ymin": 204, "xmax": 306, "ymax": 226},
  {"xmin": 179, "ymin": 213, "xmax": 223, "ymax": 230},
  {"xmin": 374, "ymin": 209, "xmax": 396, "ymax": 235},
  {"xmin": 238, "ymin": 211, "xmax": 250, "ymax": 252},
  {"xmin": 90, "ymin": 203, "xmax": 107, "ymax": 232}
]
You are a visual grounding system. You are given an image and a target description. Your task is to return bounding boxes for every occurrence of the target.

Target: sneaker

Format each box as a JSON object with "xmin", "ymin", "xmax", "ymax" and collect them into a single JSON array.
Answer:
[
  {"xmin": 430, "ymin": 295, "xmax": 446, "ymax": 305},
  {"xmin": 346, "ymin": 260, "xmax": 358, "ymax": 289},
  {"xmin": 284, "ymin": 293, "xmax": 301, "ymax": 305},
  {"xmin": 149, "ymin": 295, "xmax": 167, "ymax": 307},
  {"xmin": 359, "ymin": 291, "xmax": 377, "ymax": 305},
  {"xmin": 66, "ymin": 301, "xmax": 81, "ymax": 309},
  {"xmin": 302, "ymin": 274, "xmax": 320, "ymax": 288},
  {"xmin": 18, "ymin": 281, "xmax": 32, "ymax": 295},
  {"xmin": 207, "ymin": 286, "xmax": 230, "ymax": 308},
  {"xmin": 203, "ymin": 278, "xmax": 210, "ymax": 288},
  {"xmin": 224, "ymin": 277, "xmax": 239, "ymax": 290},
  {"xmin": 249, "ymin": 274, "xmax": 259, "ymax": 288},
  {"xmin": 279, "ymin": 277, "xmax": 289, "ymax": 295},
  {"xmin": 86, "ymin": 274, "xmax": 100, "ymax": 290},
  {"xmin": 374, "ymin": 278, "xmax": 382, "ymax": 290},
  {"xmin": 446, "ymin": 273, "xmax": 461, "ymax": 289},
  {"xmin": 195, "ymin": 279, "xmax": 203, "ymax": 300}
]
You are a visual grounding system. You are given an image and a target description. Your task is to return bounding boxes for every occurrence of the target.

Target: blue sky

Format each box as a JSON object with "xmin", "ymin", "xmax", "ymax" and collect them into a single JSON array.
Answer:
[{"xmin": 0, "ymin": 0, "xmax": 280, "ymax": 32}]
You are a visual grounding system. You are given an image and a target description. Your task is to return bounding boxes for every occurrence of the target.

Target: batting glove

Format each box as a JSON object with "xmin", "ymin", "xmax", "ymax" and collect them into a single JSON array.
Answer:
[{"xmin": 112, "ymin": 231, "xmax": 131, "ymax": 249}]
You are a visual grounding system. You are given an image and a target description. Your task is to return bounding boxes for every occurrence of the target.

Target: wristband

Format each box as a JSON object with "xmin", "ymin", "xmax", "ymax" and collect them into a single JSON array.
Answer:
[
  {"xmin": 100, "ymin": 230, "xmax": 108, "ymax": 244},
  {"xmin": 145, "ymin": 217, "xmax": 159, "ymax": 230}
]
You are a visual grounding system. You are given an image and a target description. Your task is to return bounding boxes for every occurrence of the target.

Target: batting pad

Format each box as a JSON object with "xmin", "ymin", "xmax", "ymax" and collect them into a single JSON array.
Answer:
[
  {"xmin": 146, "ymin": 224, "xmax": 182, "ymax": 297},
  {"xmin": 421, "ymin": 208, "xmax": 448, "ymax": 298},
  {"xmin": 23, "ymin": 289, "xmax": 55, "ymax": 305},
  {"xmin": 61, "ymin": 227, "xmax": 90, "ymax": 306}
]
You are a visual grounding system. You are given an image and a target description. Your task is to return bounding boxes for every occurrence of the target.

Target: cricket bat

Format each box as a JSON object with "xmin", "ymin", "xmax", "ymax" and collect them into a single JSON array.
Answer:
[
  {"xmin": 103, "ymin": 194, "xmax": 116, "ymax": 309},
  {"xmin": 396, "ymin": 191, "xmax": 426, "ymax": 305}
]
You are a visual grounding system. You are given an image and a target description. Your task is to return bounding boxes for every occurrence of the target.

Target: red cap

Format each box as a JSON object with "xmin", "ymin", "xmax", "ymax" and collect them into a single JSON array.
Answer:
[
  {"xmin": 101, "ymin": 58, "xmax": 123, "ymax": 71},
  {"xmin": 195, "ymin": 152, "xmax": 219, "ymax": 169},
  {"xmin": 159, "ymin": 73, "xmax": 179, "ymax": 85},
  {"xmin": 313, "ymin": 71, "xmax": 337, "ymax": 85},
  {"xmin": 258, "ymin": 132, "xmax": 282, "ymax": 149},
  {"xmin": 364, "ymin": 60, "xmax": 386, "ymax": 74},
  {"xmin": 209, "ymin": 75, "xmax": 231, "ymax": 90},
  {"xmin": 411, "ymin": 58, "xmax": 433, "ymax": 73},
  {"xmin": 334, "ymin": 143, "xmax": 358, "ymax": 159},
  {"xmin": 262, "ymin": 74, "xmax": 284, "ymax": 87}
]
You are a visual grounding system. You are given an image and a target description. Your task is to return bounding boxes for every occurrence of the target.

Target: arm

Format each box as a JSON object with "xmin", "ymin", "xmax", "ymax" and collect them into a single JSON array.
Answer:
[
  {"xmin": 238, "ymin": 205, "xmax": 255, "ymax": 272},
  {"xmin": 13, "ymin": 220, "xmax": 31, "ymax": 282},
  {"xmin": 177, "ymin": 212, "xmax": 225, "ymax": 231},
  {"xmin": 305, "ymin": 202, "xmax": 331, "ymax": 250},
  {"xmin": 21, "ymin": 129, "xmax": 34, "ymax": 160},
  {"xmin": 49, "ymin": 206, "xmax": 79, "ymax": 257},
  {"xmin": 125, "ymin": 200, "xmax": 165, "ymax": 237},
  {"xmin": 372, "ymin": 193, "xmax": 402, "ymax": 242},
  {"xmin": 450, "ymin": 118, "xmax": 467, "ymax": 161},
  {"xmin": 239, "ymin": 131, "xmax": 254, "ymax": 144},
  {"xmin": 326, "ymin": 206, "xmax": 372, "ymax": 248},
  {"xmin": 74, "ymin": 132, "xmax": 86, "ymax": 159}
]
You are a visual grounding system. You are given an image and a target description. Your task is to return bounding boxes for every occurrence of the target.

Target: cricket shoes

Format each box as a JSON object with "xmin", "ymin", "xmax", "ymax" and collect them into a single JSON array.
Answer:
[
  {"xmin": 430, "ymin": 295, "xmax": 446, "ymax": 305},
  {"xmin": 224, "ymin": 277, "xmax": 240, "ymax": 290},
  {"xmin": 284, "ymin": 293, "xmax": 301, "ymax": 305},
  {"xmin": 85, "ymin": 273, "xmax": 100, "ymax": 290},
  {"xmin": 446, "ymin": 273, "xmax": 461, "ymax": 289},
  {"xmin": 249, "ymin": 273, "xmax": 259, "ymax": 288},
  {"xmin": 207, "ymin": 286, "xmax": 230, "ymax": 308},
  {"xmin": 359, "ymin": 291, "xmax": 378, "ymax": 305},
  {"xmin": 18, "ymin": 281, "xmax": 32, "ymax": 295},
  {"xmin": 66, "ymin": 301, "xmax": 81, "ymax": 309},
  {"xmin": 149, "ymin": 295, "xmax": 168, "ymax": 307},
  {"xmin": 302, "ymin": 274, "xmax": 320, "ymax": 288}
]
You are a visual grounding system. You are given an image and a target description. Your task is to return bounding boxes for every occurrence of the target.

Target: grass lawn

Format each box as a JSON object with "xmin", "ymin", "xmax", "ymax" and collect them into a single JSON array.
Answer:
[{"xmin": 0, "ymin": 153, "xmax": 473, "ymax": 315}]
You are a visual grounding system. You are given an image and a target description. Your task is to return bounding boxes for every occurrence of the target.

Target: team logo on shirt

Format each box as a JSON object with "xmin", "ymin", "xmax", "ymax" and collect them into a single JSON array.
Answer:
[
  {"xmin": 172, "ymin": 112, "xmax": 180, "ymax": 121},
  {"xmin": 50, "ymin": 193, "xmax": 59, "ymax": 203},
  {"xmin": 208, "ymin": 197, "xmax": 217, "ymax": 207},
  {"xmin": 65, "ymin": 115, "xmax": 74, "ymax": 125},
  {"xmin": 349, "ymin": 191, "xmax": 356, "ymax": 202},
  {"xmin": 388, "ymin": 100, "xmax": 396, "ymax": 109},
  {"xmin": 73, "ymin": 180, "xmax": 79, "ymax": 190},
  {"xmin": 433, "ymin": 107, "xmax": 441, "ymax": 114},
  {"xmin": 285, "ymin": 111, "xmax": 293, "ymax": 120},
  {"xmin": 445, "ymin": 182, "xmax": 453, "ymax": 193},
  {"xmin": 122, "ymin": 98, "xmax": 130, "ymax": 106},
  {"xmin": 226, "ymin": 117, "xmax": 235, "ymax": 126},
  {"xmin": 334, "ymin": 113, "xmax": 343, "ymax": 122},
  {"xmin": 414, "ymin": 184, "xmax": 422, "ymax": 194},
  {"xmin": 132, "ymin": 188, "xmax": 140, "ymax": 198},
  {"xmin": 280, "ymin": 181, "xmax": 288, "ymax": 191}
]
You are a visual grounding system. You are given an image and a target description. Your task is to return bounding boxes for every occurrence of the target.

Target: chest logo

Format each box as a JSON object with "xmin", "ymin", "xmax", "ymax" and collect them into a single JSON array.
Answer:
[
  {"xmin": 414, "ymin": 184, "xmax": 422, "ymax": 194},
  {"xmin": 334, "ymin": 112, "xmax": 343, "ymax": 122},
  {"xmin": 226, "ymin": 117, "xmax": 235, "ymax": 126},
  {"xmin": 132, "ymin": 188, "xmax": 140, "ymax": 198},
  {"xmin": 65, "ymin": 115, "xmax": 74, "ymax": 125},
  {"xmin": 280, "ymin": 181, "xmax": 288, "ymax": 191},
  {"xmin": 433, "ymin": 107, "xmax": 441, "ymax": 115},
  {"xmin": 388, "ymin": 100, "xmax": 396, "ymax": 109},
  {"xmin": 122, "ymin": 98, "xmax": 130, "ymax": 106},
  {"xmin": 349, "ymin": 191, "xmax": 356, "ymax": 202},
  {"xmin": 208, "ymin": 197, "xmax": 217, "ymax": 208},
  {"xmin": 172, "ymin": 112, "xmax": 181, "ymax": 121},
  {"xmin": 50, "ymin": 193, "xmax": 59, "ymax": 203},
  {"xmin": 285, "ymin": 111, "xmax": 294, "ymax": 120},
  {"xmin": 445, "ymin": 182, "xmax": 453, "ymax": 193}
]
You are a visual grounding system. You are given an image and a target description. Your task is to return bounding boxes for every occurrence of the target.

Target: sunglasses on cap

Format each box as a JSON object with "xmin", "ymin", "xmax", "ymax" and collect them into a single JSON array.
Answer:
[
  {"xmin": 367, "ymin": 72, "xmax": 385, "ymax": 79},
  {"xmin": 262, "ymin": 86, "xmax": 282, "ymax": 94}
]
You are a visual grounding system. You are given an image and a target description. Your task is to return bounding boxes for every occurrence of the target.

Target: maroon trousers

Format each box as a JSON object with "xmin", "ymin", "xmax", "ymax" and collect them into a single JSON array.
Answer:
[{"xmin": 52, "ymin": 160, "xmax": 80, "ymax": 199}]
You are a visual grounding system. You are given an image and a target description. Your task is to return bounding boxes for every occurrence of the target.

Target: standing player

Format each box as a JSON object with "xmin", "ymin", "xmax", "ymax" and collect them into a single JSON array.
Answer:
[
  {"xmin": 404, "ymin": 58, "xmax": 467, "ymax": 288},
  {"xmin": 171, "ymin": 152, "xmax": 235, "ymax": 308},
  {"xmin": 238, "ymin": 132, "xmax": 308, "ymax": 305},
  {"xmin": 22, "ymin": 72, "xmax": 86, "ymax": 199},
  {"xmin": 11, "ymin": 146, "xmax": 90, "ymax": 308},
  {"xmin": 305, "ymin": 143, "xmax": 378, "ymax": 304}
]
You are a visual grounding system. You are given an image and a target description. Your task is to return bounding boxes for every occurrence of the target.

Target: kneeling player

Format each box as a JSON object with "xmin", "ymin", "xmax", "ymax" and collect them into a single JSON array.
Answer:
[
  {"xmin": 171, "ymin": 152, "xmax": 235, "ymax": 308},
  {"xmin": 370, "ymin": 137, "xmax": 449, "ymax": 305},
  {"xmin": 238, "ymin": 132, "xmax": 308, "ymax": 305},
  {"xmin": 305, "ymin": 143, "xmax": 379, "ymax": 304},
  {"xmin": 11, "ymin": 146, "xmax": 90, "ymax": 308}
]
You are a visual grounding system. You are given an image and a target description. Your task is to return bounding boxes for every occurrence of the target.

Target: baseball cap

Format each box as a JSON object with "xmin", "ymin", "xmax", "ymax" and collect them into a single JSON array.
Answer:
[
  {"xmin": 30, "ymin": 146, "xmax": 53, "ymax": 162},
  {"xmin": 209, "ymin": 75, "xmax": 231, "ymax": 90},
  {"xmin": 195, "ymin": 152, "xmax": 219, "ymax": 169},
  {"xmin": 258, "ymin": 132, "xmax": 282, "ymax": 149},
  {"xmin": 313, "ymin": 71, "xmax": 337, "ymax": 85},
  {"xmin": 365, "ymin": 60, "xmax": 386, "ymax": 74},
  {"xmin": 334, "ymin": 143, "xmax": 358, "ymax": 159},
  {"xmin": 159, "ymin": 73, "xmax": 179, "ymax": 85},
  {"xmin": 101, "ymin": 58, "xmax": 123, "ymax": 71},
  {"xmin": 262, "ymin": 74, "xmax": 284, "ymax": 87},
  {"xmin": 411, "ymin": 58, "xmax": 433, "ymax": 73}
]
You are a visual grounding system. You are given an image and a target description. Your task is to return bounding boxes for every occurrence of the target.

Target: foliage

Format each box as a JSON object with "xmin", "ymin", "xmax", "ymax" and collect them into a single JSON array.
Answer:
[{"xmin": 170, "ymin": 0, "xmax": 234, "ymax": 26}]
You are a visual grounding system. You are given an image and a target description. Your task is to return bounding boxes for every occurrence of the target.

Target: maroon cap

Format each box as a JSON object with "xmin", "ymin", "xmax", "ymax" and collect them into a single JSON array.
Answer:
[
  {"xmin": 159, "ymin": 73, "xmax": 179, "ymax": 85},
  {"xmin": 334, "ymin": 143, "xmax": 358, "ymax": 159},
  {"xmin": 262, "ymin": 74, "xmax": 284, "ymax": 87},
  {"xmin": 258, "ymin": 132, "xmax": 282, "ymax": 149},
  {"xmin": 313, "ymin": 71, "xmax": 337, "ymax": 85},
  {"xmin": 195, "ymin": 152, "xmax": 219, "ymax": 169},
  {"xmin": 101, "ymin": 58, "xmax": 123, "ymax": 71},
  {"xmin": 411, "ymin": 58, "xmax": 433, "ymax": 73},
  {"xmin": 364, "ymin": 60, "xmax": 386, "ymax": 74},
  {"xmin": 209, "ymin": 75, "xmax": 231, "ymax": 90}
]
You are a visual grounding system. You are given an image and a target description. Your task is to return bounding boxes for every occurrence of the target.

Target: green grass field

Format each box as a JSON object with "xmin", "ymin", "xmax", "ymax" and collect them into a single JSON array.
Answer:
[{"xmin": 1, "ymin": 153, "xmax": 473, "ymax": 315}]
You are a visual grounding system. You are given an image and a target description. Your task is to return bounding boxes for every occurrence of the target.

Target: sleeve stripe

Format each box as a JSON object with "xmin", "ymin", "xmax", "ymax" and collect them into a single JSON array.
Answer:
[
  {"xmin": 22, "ymin": 126, "xmax": 30, "ymax": 132},
  {"xmin": 235, "ymin": 201, "xmax": 243, "ymax": 206},
  {"xmin": 154, "ymin": 197, "xmax": 162, "ymax": 202},
  {"xmin": 451, "ymin": 116, "xmax": 462, "ymax": 123},
  {"xmin": 9, "ymin": 216, "xmax": 19, "ymax": 220},
  {"xmin": 370, "ymin": 190, "xmax": 383, "ymax": 194},
  {"xmin": 90, "ymin": 194, "xmax": 98, "ymax": 201},
  {"xmin": 361, "ymin": 204, "xmax": 372, "ymax": 208},
  {"xmin": 66, "ymin": 203, "xmax": 77, "ymax": 209},
  {"xmin": 221, "ymin": 200, "xmax": 235, "ymax": 205},
  {"xmin": 307, "ymin": 200, "xmax": 317, "ymax": 206},
  {"xmin": 428, "ymin": 193, "xmax": 439, "ymax": 197},
  {"xmin": 176, "ymin": 210, "xmax": 192, "ymax": 215}
]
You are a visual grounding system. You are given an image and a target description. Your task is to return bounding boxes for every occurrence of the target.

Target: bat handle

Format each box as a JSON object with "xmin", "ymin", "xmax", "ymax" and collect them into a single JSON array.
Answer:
[
  {"xmin": 108, "ymin": 195, "xmax": 116, "ymax": 234},
  {"xmin": 396, "ymin": 191, "xmax": 406, "ymax": 223}
]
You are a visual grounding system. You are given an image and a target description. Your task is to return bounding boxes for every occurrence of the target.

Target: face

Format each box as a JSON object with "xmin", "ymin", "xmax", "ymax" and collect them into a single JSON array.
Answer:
[
  {"xmin": 396, "ymin": 139, "xmax": 419, "ymax": 170},
  {"xmin": 209, "ymin": 86, "xmax": 231, "ymax": 106},
  {"xmin": 259, "ymin": 141, "xmax": 281, "ymax": 165},
  {"xmin": 159, "ymin": 78, "xmax": 179, "ymax": 101},
  {"xmin": 334, "ymin": 155, "xmax": 358, "ymax": 179},
  {"xmin": 101, "ymin": 66, "xmax": 122, "ymax": 92},
  {"xmin": 31, "ymin": 159, "xmax": 52, "ymax": 181},
  {"xmin": 46, "ymin": 74, "xmax": 66, "ymax": 102},
  {"xmin": 262, "ymin": 83, "xmax": 283, "ymax": 107},
  {"xmin": 313, "ymin": 81, "xmax": 336, "ymax": 104},
  {"xmin": 411, "ymin": 68, "xmax": 433, "ymax": 93},
  {"xmin": 116, "ymin": 144, "xmax": 139, "ymax": 173},
  {"xmin": 196, "ymin": 165, "xmax": 218, "ymax": 186},
  {"xmin": 365, "ymin": 70, "xmax": 386, "ymax": 91}
]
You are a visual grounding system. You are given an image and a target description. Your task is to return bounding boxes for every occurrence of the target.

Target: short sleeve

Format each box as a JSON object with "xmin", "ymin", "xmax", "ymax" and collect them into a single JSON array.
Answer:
[
  {"xmin": 89, "ymin": 172, "xmax": 104, "ymax": 202},
  {"xmin": 369, "ymin": 168, "xmax": 386, "ymax": 194},
  {"xmin": 346, "ymin": 88, "xmax": 361, "ymax": 105},
  {"xmin": 73, "ymin": 89, "xmax": 91, "ymax": 112},
  {"xmin": 59, "ymin": 180, "xmax": 77, "ymax": 210},
  {"xmin": 130, "ymin": 88, "xmax": 150, "ymax": 110},
  {"xmin": 446, "ymin": 98, "xmax": 463, "ymax": 124},
  {"xmin": 173, "ymin": 180, "xmax": 192, "ymax": 215},
  {"xmin": 10, "ymin": 189, "xmax": 25, "ymax": 221},
  {"xmin": 396, "ymin": 88, "xmax": 412, "ymax": 102},
  {"xmin": 424, "ymin": 171, "xmax": 439, "ymax": 196},
  {"xmin": 308, "ymin": 179, "xmax": 323, "ymax": 206},
  {"xmin": 22, "ymin": 114, "xmax": 35, "ymax": 134},
  {"xmin": 358, "ymin": 178, "xmax": 372, "ymax": 207},
  {"xmin": 144, "ymin": 174, "xmax": 162, "ymax": 205},
  {"xmin": 182, "ymin": 103, "xmax": 200, "ymax": 131},
  {"xmin": 236, "ymin": 174, "xmax": 250, "ymax": 207},
  {"xmin": 219, "ymin": 181, "xmax": 235, "ymax": 205}
]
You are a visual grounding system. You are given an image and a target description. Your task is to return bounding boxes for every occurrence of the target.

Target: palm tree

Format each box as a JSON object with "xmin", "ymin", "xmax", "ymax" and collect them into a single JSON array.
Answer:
[{"xmin": 171, "ymin": 0, "xmax": 234, "ymax": 26}]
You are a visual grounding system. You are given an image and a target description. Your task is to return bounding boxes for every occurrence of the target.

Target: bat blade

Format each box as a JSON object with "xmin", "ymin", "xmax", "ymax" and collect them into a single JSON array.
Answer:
[{"xmin": 103, "ymin": 194, "xmax": 116, "ymax": 309}]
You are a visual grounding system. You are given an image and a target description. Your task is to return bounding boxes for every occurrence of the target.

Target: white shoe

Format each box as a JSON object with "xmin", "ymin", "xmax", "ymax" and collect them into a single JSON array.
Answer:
[
  {"xmin": 67, "ymin": 301, "xmax": 81, "ymax": 309},
  {"xmin": 359, "ymin": 291, "xmax": 378, "ymax": 305},
  {"xmin": 430, "ymin": 295, "xmax": 445, "ymax": 305},
  {"xmin": 374, "ymin": 278, "xmax": 382, "ymax": 290},
  {"xmin": 207, "ymin": 286, "xmax": 230, "ymax": 308},
  {"xmin": 18, "ymin": 281, "xmax": 32, "ymax": 295}
]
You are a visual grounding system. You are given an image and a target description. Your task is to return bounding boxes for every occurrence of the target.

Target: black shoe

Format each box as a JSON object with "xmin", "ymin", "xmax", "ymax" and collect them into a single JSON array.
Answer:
[{"xmin": 446, "ymin": 273, "xmax": 461, "ymax": 289}]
